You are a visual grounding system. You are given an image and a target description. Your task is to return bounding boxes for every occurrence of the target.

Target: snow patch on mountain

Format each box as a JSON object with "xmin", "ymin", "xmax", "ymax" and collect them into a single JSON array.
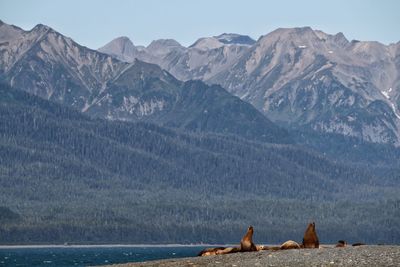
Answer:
[
  {"xmin": 121, "ymin": 96, "xmax": 165, "ymax": 116},
  {"xmin": 382, "ymin": 88, "xmax": 392, "ymax": 99}
]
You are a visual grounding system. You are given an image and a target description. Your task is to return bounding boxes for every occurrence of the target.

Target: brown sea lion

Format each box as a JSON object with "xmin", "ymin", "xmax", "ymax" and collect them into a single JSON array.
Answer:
[
  {"xmin": 197, "ymin": 247, "xmax": 226, "ymax": 256},
  {"xmin": 240, "ymin": 225, "xmax": 257, "ymax": 252},
  {"xmin": 256, "ymin": 245, "xmax": 270, "ymax": 251},
  {"xmin": 352, "ymin": 243, "xmax": 366, "ymax": 246},
  {"xmin": 302, "ymin": 222, "xmax": 319, "ymax": 248},
  {"xmin": 335, "ymin": 240, "xmax": 347, "ymax": 248},
  {"xmin": 215, "ymin": 247, "xmax": 241, "ymax": 255},
  {"xmin": 280, "ymin": 240, "xmax": 301, "ymax": 250}
]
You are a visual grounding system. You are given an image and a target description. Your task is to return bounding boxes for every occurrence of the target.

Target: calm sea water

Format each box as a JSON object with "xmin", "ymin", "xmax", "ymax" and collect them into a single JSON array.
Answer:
[{"xmin": 0, "ymin": 245, "xmax": 206, "ymax": 267}]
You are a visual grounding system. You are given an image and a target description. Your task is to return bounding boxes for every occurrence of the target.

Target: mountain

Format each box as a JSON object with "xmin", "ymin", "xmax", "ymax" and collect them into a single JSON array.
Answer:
[
  {"xmin": 86, "ymin": 59, "xmax": 290, "ymax": 142},
  {"xmin": 146, "ymin": 38, "xmax": 185, "ymax": 56},
  {"xmin": 0, "ymin": 21, "xmax": 289, "ymax": 143},
  {"xmin": 99, "ymin": 27, "xmax": 400, "ymax": 146},
  {"xmin": 100, "ymin": 34, "xmax": 251, "ymax": 81},
  {"xmin": 97, "ymin": 36, "xmax": 139, "ymax": 62},
  {"xmin": 214, "ymin": 33, "xmax": 256, "ymax": 45},
  {"xmin": 208, "ymin": 27, "xmax": 400, "ymax": 146},
  {"xmin": 0, "ymin": 20, "xmax": 124, "ymax": 110},
  {"xmin": 1, "ymin": 83, "xmax": 399, "ymax": 244},
  {"xmin": 188, "ymin": 33, "xmax": 255, "ymax": 49}
]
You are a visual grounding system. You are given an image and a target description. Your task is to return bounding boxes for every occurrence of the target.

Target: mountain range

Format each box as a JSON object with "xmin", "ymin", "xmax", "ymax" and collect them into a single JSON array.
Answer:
[
  {"xmin": 0, "ymin": 19, "xmax": 399, "ymax": 244},
  {"xmin": 0, "ymin": 20, "xmax": 289, "ymax": 143},
  {"xmin": 2, "ymin": 20, "xmax": 400, "ymax": 145},
  {"xmin": 99, "ymin": 27, "xmax": 400, "ymax": 146}
]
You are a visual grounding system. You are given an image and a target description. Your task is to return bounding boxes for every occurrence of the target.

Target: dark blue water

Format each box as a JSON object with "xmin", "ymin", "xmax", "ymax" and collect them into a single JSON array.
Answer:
[{"xmin": 0, "ymin": 246, "xmax": 205, "ymax": 267}]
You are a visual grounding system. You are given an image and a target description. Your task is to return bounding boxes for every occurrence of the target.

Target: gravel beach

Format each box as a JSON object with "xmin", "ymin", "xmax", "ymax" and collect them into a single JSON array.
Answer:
[{"xmin": 102, "ymin": 245, "xmax": 400, "ymax": 267}]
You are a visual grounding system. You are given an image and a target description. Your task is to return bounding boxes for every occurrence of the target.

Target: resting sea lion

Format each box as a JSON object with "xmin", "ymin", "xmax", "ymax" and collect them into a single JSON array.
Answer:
[
  {"xmin": 302, "ymin": 222, "xmax": 319, "ymax": 248},
  {"xmin": 215, "ymin": 247, "xmax": 241, "ymax": 255},
  {"xmin": 352, "ymin": 243, "xmax": 366, "ymax": 246},
  {"xmin": 240, "ymin": 225, "xmax": 257, "ymax": 252},
  {"xmin": 256, "ymin": 245, "xmax": 270, "ymax": 251},
  {"xmin": 280, "ymin": 240, "xmax": 301, "ymax": 249},
  {"xmin": 197, "ymin": 247, "xmax": 226, "ymax": 256},
  {"xmin": 335, "ymin": 240, "xmax": 347, "ymax": 247}
]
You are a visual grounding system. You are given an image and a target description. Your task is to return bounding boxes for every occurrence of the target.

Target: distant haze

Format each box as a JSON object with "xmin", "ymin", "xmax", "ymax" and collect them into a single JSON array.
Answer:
[{"xmin": 0, "ymin": 0, "xmax": 399, "ymax": 49}]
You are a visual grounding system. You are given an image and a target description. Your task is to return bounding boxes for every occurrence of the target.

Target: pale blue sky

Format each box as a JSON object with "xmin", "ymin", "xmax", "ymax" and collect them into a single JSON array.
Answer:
[{"xmin": 0, "ymin": 0, "xmax": 399, "ymax": 49}]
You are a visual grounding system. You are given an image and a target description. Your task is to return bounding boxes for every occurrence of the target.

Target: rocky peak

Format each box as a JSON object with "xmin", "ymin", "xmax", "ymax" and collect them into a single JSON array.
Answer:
[
  {"xmin": 255, "ymin": 27, "xmax": 322, "ymax": 52},
  {"xmin": 102, "ymin": 36, "xmax": 135, "ymax": 53},
  {"xmin": 214, "ymin": 33, "xmax": 256, "ymax": 46},
  {"xmin": 189, "ymin": 37, "xmax": 224, "ymax": 50},
  {"xmin": 98, "ymin": 36, "xmax": 137, "ymax": 62},
  {"xmin": 271, "ymin": 26, "xmax": 315, "ymax": 36},
  {"xmin": 331, "ymin": 32, "xmax": 349, "ymax": 46},
  {"xmin": 0, "ymin": 21, "xmax": 24, "ymax": 43},
  {"xmin": 30, "ymin": 23, "xmax": 53, "ymax": 35},
  {"xmin": 146, "ymin": 39, "xmax": 184, "ymax": 56}
]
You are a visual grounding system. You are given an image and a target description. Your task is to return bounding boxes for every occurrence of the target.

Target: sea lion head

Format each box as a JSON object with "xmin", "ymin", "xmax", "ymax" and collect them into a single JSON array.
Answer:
[
  {"xmin": 306, "ymin": 222, "xmax": 315, "ymax": 230},
  {"xmin": 248, "ymin": 225, "xmax": 254, "ymax": 234}
]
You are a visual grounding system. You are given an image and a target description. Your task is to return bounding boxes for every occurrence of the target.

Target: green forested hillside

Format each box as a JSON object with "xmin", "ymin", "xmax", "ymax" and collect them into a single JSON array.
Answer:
[{"xmin": 0, "ymin": 84, "xmax": 399, "ymax": 244}]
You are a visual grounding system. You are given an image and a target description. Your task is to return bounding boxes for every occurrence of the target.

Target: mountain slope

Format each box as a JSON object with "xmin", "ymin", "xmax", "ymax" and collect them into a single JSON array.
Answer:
[
  {"xmin": 99, "ymin": 28, "xmax": 400, "ymax": 145},
  {"xmin": 0, "ymin": 21, "xmax": 124, "ymax": 111},
  {"xmin": 86, "ymin": 59, "xmax": 290, "ymax": 142},
  {"xmin": 208, "ymin": 27, "xmax": 400, "ymax": 145},
  {"xmin": 1, "ymin": 83, "xmax": 399, "ymax": 243},
  {"xmin": 0, "ymin": 21, "xmax": 288, "ymax": 143}
]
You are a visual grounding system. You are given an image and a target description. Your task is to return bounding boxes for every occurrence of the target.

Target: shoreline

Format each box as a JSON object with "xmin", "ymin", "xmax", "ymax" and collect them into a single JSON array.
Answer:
[
  {"xmin": 101, "ymin": 245, "xmax": 400, "ymax": 267},
  {"xmin": 0, "ymin": 243, "xmax": 392, "ymax": 249},
  {"xmin": 0, "ymin": 243, "xmax": 237, "ymax": 249}
]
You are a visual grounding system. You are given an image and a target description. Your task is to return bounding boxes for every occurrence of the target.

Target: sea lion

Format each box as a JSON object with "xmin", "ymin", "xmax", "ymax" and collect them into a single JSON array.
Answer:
[
  {"xmin": 215, "ymin": 247, "xmax": 241, "ymax": 255},
  {"xmin": 352, "ymin": 243, "xmax": 366, "ymax": 246},
  {"xmin": 197, "ymin": 247, "xmax": 226, "ymax": 256},
  {"xmin": 240, "ymin": 225, "xmax": 257, "ymax": 252},
  {"xmin": 335, "ymin": 240, "xmax": 347, "ymax": 248},
  {"xmin": 256, "ymin": 245, "xmax": 269, "ymax": 251},
  {"xmin": 280, "ymin": 240, "xmax": 301, "ymax": 250},
  {"xmin": 302, "ymin": 222, "xmax": 319, "ymax": 248}
]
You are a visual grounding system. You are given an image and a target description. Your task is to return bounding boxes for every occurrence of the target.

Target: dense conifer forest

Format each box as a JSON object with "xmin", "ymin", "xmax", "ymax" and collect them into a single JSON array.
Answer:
[{"xmin": 0, "ymin": 84, "xmax": 399, "ymax": 244}]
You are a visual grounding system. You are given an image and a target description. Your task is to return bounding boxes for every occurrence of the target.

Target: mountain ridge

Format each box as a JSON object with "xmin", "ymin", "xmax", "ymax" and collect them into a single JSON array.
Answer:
[
  {"xmin": 98, "ymin": 27, "xmax": 400, "ymax": 146},
  {"xmin": 0, "ymin": 21, "xmax": 290, "ymax": 144}
]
